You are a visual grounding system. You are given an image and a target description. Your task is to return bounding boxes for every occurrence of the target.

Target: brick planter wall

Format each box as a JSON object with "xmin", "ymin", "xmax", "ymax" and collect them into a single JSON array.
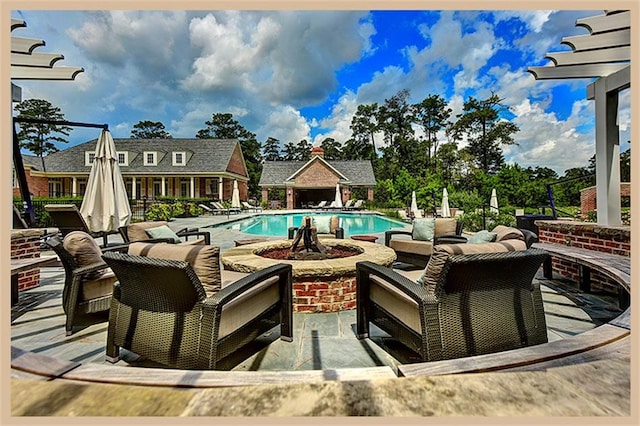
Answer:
[
  {"xmin": 293, "ymin": 276, "xmax": 357, "ymax": 313},
  {"xmin": 536, "ymin": 220, "xmax": 630, "ymax": 295},
  {"xmin": 11, "ymin": 229, "xmax": 45, "ymax": 293}
]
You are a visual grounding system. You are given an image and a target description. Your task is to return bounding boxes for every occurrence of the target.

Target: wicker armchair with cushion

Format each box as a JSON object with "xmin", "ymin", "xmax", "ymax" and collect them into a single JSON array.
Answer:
[
  {"xmin": 45, "ymin": 231, "xmax": 129, "ymax": 335},
  {"xmin": 44, "ymin": 204, "xmax": 119, "ymax": 247},
  {"xmin": 118, "ymin": 220, "xmax": 210, "ymax": 245},
  {"xmin": 287, "ymin": 215, "xmax": 345, "ymax": 239},
  {"xmin": 101, "ymin": 242, "xmax": 293, "ymax": 370},
  {"xmin": 356, "ymin": 241, "xmax": 549, "ymax": 362},
  {"xmin": 385, "ymin": 218, "xmax": 465, "ymax": 267}
]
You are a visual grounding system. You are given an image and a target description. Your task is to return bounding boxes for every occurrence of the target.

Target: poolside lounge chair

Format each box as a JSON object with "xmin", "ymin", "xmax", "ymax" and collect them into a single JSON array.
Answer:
[
  {"xmin": 345, "ymin": 199, "xmax": 364, "ymax": 210},
  {"xmin": 199, "ymin": 203, "xmax": 214, "ymax": 215},
  {"xmin": 356, "ymin": 244, "xmax": 549, "ymax": 362},
  {"xmin": 397, "ymin": 210, "xmax": 412, "ymax": 223},
  {"xmin": 309, "ymin": 200, "xmax": 327, "ymax": 209},
  {"xmin": 45, "ymin": 231, "xmax": 130, "ymax": 335},
  {"xmin": 102, "ymin": 244, "xmax": 293, "ymax": 370},
  {"xmin": 242, "ymin": 201, "xmax": 262, "ymax": 212},
  {"xmin": 44, "ymin": 204, "xmax": 117, "ymax": 247},
  {"xmin": 118, "ymin": 221, "xmax": 210, "ymax": 245},
  {"xmin": 212, "ymin": 201, "xmax": 241, "ymax": 215},
  {"xmin": 341, "ymin": 200, "xmax": 354, "ymax": 210}
]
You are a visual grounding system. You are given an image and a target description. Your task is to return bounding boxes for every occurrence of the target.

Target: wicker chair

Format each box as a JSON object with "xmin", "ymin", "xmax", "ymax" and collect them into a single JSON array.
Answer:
[
  {"xmin": 44, "ymin": 204, "xmax": 118, "ymax": 247},
  {"xmin": 45, "ymin": 232, "xmax": 129, "ymax": 335},
  {"xmin": 101, "ymin": 251, "xmax": 293, "ymax": 370},
  {"xmin": 356, "ymin": 247, "xmax": 549, "ymax": 362}
]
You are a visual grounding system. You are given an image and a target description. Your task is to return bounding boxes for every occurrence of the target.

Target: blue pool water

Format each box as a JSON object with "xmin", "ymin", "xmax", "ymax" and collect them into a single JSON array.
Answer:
[{"xmin": 208, "ymin": 212, "xmax": 408, "ymax": 237}]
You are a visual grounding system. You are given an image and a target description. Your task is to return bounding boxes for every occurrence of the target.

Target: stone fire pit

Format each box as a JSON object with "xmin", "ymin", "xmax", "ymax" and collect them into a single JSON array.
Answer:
[{"xmin": 221, "ymin": 239, "xmax": 396, "ymax": 313}]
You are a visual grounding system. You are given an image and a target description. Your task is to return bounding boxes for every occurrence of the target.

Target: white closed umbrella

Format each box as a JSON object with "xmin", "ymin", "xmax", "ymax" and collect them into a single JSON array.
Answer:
[
  {"xmin": 490, "ymin": 188, "xmax": 499, "ymax": 214},
  {"xmin": 410, "ymin": 191, "xmax": 419, "ymax": 216},
  {"xmin": 80, "ymin": 129, "xmax": 131, "ymax": 233},
  {"xmin": 334, "ymin": 184, "xmax": 343, "ymax": 208},
  {"xmin": 231, "ymin": 180, "xmax": 241, "ymax": 208},
  {"xmin": 441, "ymin": 188, "xmax": 451, "ymax": 218}
]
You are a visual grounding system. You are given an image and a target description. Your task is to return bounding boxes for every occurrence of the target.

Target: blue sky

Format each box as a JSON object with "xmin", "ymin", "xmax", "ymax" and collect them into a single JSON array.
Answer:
[{"xmin": 10, "ymin": 8, "xmax": 631, "ymax": 175}]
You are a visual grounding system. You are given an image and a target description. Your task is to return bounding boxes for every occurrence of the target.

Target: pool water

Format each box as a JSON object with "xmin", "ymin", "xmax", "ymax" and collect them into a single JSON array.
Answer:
[{"xmin": 208, "ymin": 212, "xmax": 407, "ymax": 237}]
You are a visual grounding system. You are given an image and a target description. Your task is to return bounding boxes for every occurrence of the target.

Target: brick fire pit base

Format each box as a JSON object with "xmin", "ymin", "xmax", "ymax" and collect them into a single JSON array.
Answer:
[{"xmin": 221, "ymin": 239, "xmax": 397, "ymax": 313}]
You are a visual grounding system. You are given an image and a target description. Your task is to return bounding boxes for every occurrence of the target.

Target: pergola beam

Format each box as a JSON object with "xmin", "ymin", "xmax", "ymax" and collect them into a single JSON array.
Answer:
[
  {"xmin": 562, "ymin": 29, "xmax": 630, "ymax": 51},
  {"xmin": 576, "ymin": 10, "xmax": 629, "ymax": 34},
  {"xmin": 545, "ymin": 46, "xmax": 629, "ymax": 66},
  {"xmin": 11, "ymin": 66, "xmax": 85, "ymax": 80},
  {"xmin": 526, "ymin": 63, "xmax": 628, "ymax": 80},
  {"xmin": 11, "ymin": 36, "xmax": 45, "ymax": 54},
  {"xmin": 11, "ymin": 51, "xmax": 64, "ymax": 68}
]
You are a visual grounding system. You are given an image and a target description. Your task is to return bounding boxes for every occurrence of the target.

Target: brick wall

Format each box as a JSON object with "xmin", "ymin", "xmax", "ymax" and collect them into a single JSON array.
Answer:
[
  {"xmin": 580, "ymin": 183, "xmax": 631, "ymax": 219},
  {"xmin": 537, "ymin": 220, "xmax": 630, "ymax": 295},
  {"xmin": 293, "ymin": 276, "xmax": 357, "ymax": 313},
  {"xmin": 227, "ymin": 144, "xmax": 247, "ymax": 177},
  {"xmin": 11, "ymin": 229, "xmax": 44, "ymax": 293},
  {"xmin": 295, "ymin": 162, "xmax": 340, "ymax": 187}
]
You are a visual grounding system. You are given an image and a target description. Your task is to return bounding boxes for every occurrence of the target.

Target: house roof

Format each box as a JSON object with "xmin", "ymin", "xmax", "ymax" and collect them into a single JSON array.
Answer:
[
  {"xmin": 36, "ymin": 138, "xmax": 246, "ymax": 176},
  {"xmin": 259, "ymin": 159, "xmax": 376, "ymax": 187}
]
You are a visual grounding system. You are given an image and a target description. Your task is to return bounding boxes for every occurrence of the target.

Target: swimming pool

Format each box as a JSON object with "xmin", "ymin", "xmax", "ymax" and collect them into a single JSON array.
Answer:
[{"xmin": 208, "ymin": 212, "xmax": 408, "ymax": 237}]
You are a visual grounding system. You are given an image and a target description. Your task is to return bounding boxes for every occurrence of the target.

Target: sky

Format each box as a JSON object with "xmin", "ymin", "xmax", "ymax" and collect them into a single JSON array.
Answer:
[{"xmin": 10, "ymin": 7, "xmax": 632, "ymax": 176}]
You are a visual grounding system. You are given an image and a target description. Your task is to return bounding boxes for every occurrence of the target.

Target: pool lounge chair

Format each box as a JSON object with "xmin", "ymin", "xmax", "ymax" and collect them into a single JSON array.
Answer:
[
  {"xmin": 345, "ymin": 199, "xmax": 364, "ymax": 210},
  {"xmin": 341, "ymin": 200, "xmax": 355, "ymax": 210},
  {"xmin": 212, "ymin": 201, "xmax": 241, "ymax": 215},
  {"xmin": 310, "ymin": 200, "xmax": 327, "ymax": 209},
  {"xmin": 242, "ymin": 201, "xmax": 262, "ymax": 212}
]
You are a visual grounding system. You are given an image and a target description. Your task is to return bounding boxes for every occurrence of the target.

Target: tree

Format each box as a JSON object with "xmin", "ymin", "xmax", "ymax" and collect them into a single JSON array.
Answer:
[
  {"xmin": 196, "ymin": 113, "xmax": 262, "ymax": 198},
  {"xmin": 262, "ymin": 137, "xmax": 281, "ymax": 161},
  {"xmin": 320, "ymin": 137, "xmax": 343, "ymax": 160},
  {"xmin": 342, "ymin": 137, "xmax": 374, "ymax": 161},
  {"xmin": 14, "ymin": 98, "xmax": 72, "ymax": 171},
  {"xmin": 350, "ymin": 103, "xmax": 380, "ymax": 160},
  {"xmin": 449, "ymin": 93, "xmax": 519, "ymax": 174},
  {"xmin": 131, "ymin": 120, "xmax": 172, "ymax": 138},
  {"xmin": 412, "ymin": 94, "xmax": 451, "ymax": 171},
  {"xmin": 294, "ymin": 140, "xmax": 313, "ymax": 161}
]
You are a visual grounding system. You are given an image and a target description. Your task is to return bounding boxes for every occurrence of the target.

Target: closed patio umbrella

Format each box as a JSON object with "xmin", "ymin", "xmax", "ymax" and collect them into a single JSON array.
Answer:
[
  {"xmin": 410, "ymin": 191, "xmax": 419, "ymax": 217},
  {"xmin": 231, "ymin": 180, "xmax": 241, "ymax": 208},
  {"xmin": 490, "ymin": 188, "xmax": 499, "ymax": 214},
  {"xmin": 80, "ymin": 129, "xmax": 131, "ymax": 234},
  {"xmin": 441, "ymin": 188, "xmax": 451, "ymax": 218},
  {"xmin": 334, "ymin": 184, "xmax": 343, "ymax": 208}
]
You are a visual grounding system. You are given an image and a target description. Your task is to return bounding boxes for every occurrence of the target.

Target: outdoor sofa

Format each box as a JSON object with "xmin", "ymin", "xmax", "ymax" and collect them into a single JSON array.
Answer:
[
  {"xmin": 102, "ymin": 241, "xmax": 293, "ymax": 370},
  {"xmin": 356, "ymin": 236, "xmax": 550, "ymax": 362},
  {"xmin": 118, "ymin": 220, "xmax": 211, "ymax": 245}
]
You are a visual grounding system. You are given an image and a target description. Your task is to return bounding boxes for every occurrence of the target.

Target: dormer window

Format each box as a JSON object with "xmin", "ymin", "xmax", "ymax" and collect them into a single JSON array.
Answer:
[
  {"xmin": 143, "ymin": 151, "xmax": 157, "ymax": 166},
  {"xmin": 172, "ymin": 151, "xmax": 186, "ymax": 166},
  {"xmin": 117, "ymin": 152, "xmax": 128, "ymax": 166},
  {"xmin": 85, "ymin": 152, "xmax": 95, "ymax": 166}
]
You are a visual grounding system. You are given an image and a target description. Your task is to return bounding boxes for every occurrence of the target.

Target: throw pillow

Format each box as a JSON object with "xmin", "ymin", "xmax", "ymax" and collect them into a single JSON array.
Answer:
[
  {"xmin": 491, "ymin": 225, "xmax": 525, "ymax": 242},
  {"xmin": 434, "ymin": 218, "xmax": 458, "ymax": 237},
  {"xmin": 412, "ymin": 218, "xmax": 436, "ymax": 241},
  {"xmin": 467, "ymin": 230, "xmax": 497, "ymax": 244},
  {"xmin": 312, "ymin": 216, "xmax": 332, "ymax": 234},
  {"xmin": 62, "ymin": 231, "xmax": 106, "ymax": 280},
  {"xmin": 145, "ymin": 225, "xmax": 182, "ymax": 243},
  {"xmin": 416, "ymin": 250, "xmax": 450, "ymax": 293}
]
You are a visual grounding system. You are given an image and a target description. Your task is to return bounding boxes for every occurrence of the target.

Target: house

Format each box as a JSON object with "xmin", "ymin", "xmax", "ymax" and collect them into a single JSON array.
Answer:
[
  {"xmin": 259, "ymin": 147, "xmax": 376, "ymax": 209},
  {"xmin": 13, "ymin": 138, "xmax": 250, "ymax": 201}
]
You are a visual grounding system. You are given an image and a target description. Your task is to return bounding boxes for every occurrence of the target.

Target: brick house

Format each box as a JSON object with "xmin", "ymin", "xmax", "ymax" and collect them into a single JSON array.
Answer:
[
  {"xmin": 13, "ymin": 138, "xmax": 250, "ymax": 202},
  {"xmin": 580, "ymin": 183, "xmax": 631, "ymax": 219},
  {"xmin": 259, "ymin": 147, "xmax": 376, "ymax": 209}
]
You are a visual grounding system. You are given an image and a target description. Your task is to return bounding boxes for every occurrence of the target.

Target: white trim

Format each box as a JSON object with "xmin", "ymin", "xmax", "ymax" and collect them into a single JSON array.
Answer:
[
  {"xmin": 172, "ymin": 151, "xmax": 186, "ymax": 166},
  {"xmin": 84, "ymin": 151, "xmax": 95, "ymax": 166},
  {"xmin": 285, "ymin": 156, "xmax": 348, "ymax": 182},
  {"xmin": 117, "ymin": 151, "xmax": 129, "ymax": 166}
]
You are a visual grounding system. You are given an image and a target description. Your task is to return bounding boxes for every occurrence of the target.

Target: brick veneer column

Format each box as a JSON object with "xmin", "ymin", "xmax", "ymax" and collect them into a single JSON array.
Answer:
[{"xmin": 11, "ymin": 229, "xmax": 45, "ymax": 293}]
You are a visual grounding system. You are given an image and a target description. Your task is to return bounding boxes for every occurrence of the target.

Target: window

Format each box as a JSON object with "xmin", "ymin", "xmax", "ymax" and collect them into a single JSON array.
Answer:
[
  {"xmin": 143, "ymin": 151, "xmax": 157, "ymax": 166},
  {"xmin": 172, "ymin": 151, "xmax": 186, "ymax": 166},
  {"xmin": 48, "ymin": 178, "xmax": 62, "ymax": 197},
  {"xmin": 115, "ymin": 151, "xmax": 128, "ymax": 166},
  {"xmin": 85, "ymin": 152, "xmax": 95, "ymax": 166}
]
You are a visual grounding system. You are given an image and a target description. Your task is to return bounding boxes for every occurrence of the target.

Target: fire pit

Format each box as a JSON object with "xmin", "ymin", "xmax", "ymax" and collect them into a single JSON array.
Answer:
[{"xmin": 221, "ymin": 239, "xmax": 396, "ymax": 313}]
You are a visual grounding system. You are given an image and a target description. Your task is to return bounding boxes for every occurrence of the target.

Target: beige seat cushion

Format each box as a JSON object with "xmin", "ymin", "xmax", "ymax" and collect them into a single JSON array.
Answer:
[
  {"xmin": 126, "ymin": 221, "xmax": 169, "ymax": 242},
  {"xmin": 434, "ymin": 239, "xmax": 528, "ymax": 255},
  {"xmin": 128, "ymin": 242, "xmax": 221, "ymax": 293},
  {"xmin": 82, "ymin": 270, "xmax": 117, "ymax": 301},
  {"xmin": 369, "ymin": 275, "xmax": 421, "ymax": 334},
  {"xmin": 389, "ymin": 238, "xmax": 434, "ymax": 257},
  {"xmin": 62, "ymin": 231, "xmax": 108, "ymax": 280},
  {"xmin": 491, "ymin": 225, "xmax": 525, "ymax": 242},
  {"xmin": 434, "ymin": 218, "xmax": 458, "ymax": 237}
]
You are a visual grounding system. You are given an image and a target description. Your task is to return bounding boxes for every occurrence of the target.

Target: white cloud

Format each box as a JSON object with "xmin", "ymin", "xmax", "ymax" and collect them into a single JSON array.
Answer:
[
  {"xmin": 313, "ymin": 91, "xmax": 359, "ymax": 146},
  {"xmin": 493, "ymin": 10, "xmax": 554, "ymax": 33}
]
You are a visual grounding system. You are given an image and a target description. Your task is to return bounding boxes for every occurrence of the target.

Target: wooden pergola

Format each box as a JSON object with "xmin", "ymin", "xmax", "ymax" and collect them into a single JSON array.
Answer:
[{"xmin": 528, "ymin": 10, "xmax": 630, "ymax": 227}]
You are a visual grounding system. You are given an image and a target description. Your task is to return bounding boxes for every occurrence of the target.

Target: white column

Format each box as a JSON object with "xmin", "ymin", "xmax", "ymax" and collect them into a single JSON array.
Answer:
[
  {"xmin": 593, "ymin": 78, "xmax": 621, "ymax": 226},
  {"xmin": 190, "ymin": 176, "xmax": 195, "ymax": 198},
  {"xmin": 72, "ymin": 177, "xmax": 77, "ymax": 197},
  {"xmin": 132, "ymin": 176, "xmax": 137, "ymax": 199},
  {"xmin": 161, "ymin": 177, "xmax": 166, "ymax": 197},
  {"xmin": 218, "ymin": 177, "xmax": 224, "ymax": 200}
]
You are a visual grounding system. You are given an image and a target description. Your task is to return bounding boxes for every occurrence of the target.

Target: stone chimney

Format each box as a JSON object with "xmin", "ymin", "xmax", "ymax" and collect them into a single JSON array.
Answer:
[{"xmin": 310, "ymin": 146, "xmax": 324, "ymax": 159}]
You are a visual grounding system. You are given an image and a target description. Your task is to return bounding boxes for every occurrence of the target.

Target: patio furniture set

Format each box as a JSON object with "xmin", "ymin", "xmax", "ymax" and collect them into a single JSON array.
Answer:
[{"xmin": 39, "ymin": 206, "xmax": 554, "ymax": 370}]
